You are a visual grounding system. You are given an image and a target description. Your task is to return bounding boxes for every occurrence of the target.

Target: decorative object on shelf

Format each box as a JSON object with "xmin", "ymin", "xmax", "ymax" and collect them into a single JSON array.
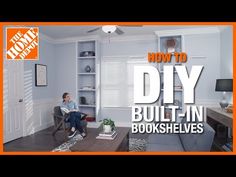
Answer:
[
  {"xmin": 165, "ymin": 111, "xmax": 172, "ymax": 120},
  {"xmin": 100, "ymin": 118, "xmax": 115, "ymax": 133},
  {"xmin": 80, "ymin": 96, "xmax": 87, "ymax": 105},
  {"xmin": 215, "ymin": 79, "xmax": 233, "ymax": 109},
  {"xmin": 35, "ymin": 64, "xmax": 47, "ymax": 87},
  {"xmin": 81, "ymin": 86, "xmax": 94, "ymax": 90},
  {"xmin": 80, "ymin": 51, "xmax": 95, "ymax": 57},
  {"xmin": 160, "ymin": 36, "xmax": 181, "ymax": 53},
  {"xmin": 166, "ymin": 38, "xmax": 177, "ymax": 53},
  {"xmin": 173, "ymin": 100, "xmax": 180, "ymax": 106},
  {"xmin": 85, "ymin": 65, "xmax": 91, "ymax": 72}
]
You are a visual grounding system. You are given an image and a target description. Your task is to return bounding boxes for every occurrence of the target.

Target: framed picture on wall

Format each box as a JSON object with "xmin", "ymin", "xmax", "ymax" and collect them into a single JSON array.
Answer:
[{"xmin": 35, "ymin": 64, "xmax": 47, "ymax": 86}]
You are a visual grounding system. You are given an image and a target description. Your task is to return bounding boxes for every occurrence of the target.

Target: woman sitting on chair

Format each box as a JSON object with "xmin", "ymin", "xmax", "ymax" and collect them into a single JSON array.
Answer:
[{"xmin": 60, "ymin": 92, "xmax": 86, "ymax": 138}]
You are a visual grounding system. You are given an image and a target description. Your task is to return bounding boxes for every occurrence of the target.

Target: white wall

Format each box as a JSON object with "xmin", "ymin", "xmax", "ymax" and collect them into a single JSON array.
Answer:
[
  {"xmin": 220, "ymin": 27, "xmax": 233, "ymax": 103},
  {"xmin": 23, "ymin": 98, "xmax": 55, "ymax": 136}
]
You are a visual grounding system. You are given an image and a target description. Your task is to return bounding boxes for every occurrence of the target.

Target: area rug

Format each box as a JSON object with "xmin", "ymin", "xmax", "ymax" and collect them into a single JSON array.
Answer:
[
  {"xmin": 52, "ymin": 134, "xmax": 83, "ymax": 152},
  {"xmin": 52, "ymin": 135, "xmax": 147, "ymax": 152},
  {"xmin": 129, "ymin": 138, "xmax": 147, "ymax": 152}
]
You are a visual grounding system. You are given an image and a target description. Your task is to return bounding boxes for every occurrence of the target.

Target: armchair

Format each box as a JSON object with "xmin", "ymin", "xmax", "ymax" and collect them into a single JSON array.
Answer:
[{"xmin": 52, "ymin": 106, "xmax": 87, "ymax": 136}]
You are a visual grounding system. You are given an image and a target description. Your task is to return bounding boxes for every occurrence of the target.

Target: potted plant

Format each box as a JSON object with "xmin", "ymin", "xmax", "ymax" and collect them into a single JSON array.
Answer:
[{"xmin": 100, "ymin": 118, "xmax": 115, "ymax": 133}]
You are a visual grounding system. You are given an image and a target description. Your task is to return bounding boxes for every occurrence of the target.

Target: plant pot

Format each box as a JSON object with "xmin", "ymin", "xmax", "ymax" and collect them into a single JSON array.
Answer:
[{"xmin": 103, "ymin": 125, "xmax": 112, "ymax": 133}]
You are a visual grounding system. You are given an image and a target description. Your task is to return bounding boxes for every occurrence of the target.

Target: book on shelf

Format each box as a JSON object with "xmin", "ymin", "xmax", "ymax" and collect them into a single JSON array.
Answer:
[
  {"xmin": 99, "ymin": 130, "xmax": 116, "ymax": 137},
  {"xmin": 96, "ymin": 132, "xmax": 118, "ymax": 140}
]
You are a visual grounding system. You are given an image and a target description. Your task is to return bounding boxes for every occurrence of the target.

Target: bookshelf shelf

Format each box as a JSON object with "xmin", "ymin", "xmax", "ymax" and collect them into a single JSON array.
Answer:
[
  {"xmin": 78, "ymin": 73, "xmax": 96, "ymax": 75},
  {"xmin": 78, "ymin": 89, "xmax": 96, "ymax": 92},
  {"xmin": 78, "ymin": 56, "xmax": 96, "ymax": 59},
  {"xmin": 78, "ymin": 104, "xmax": 96, "ymax": 108},
  {"xmin": 161, "ymin": 88, "xmax": 183, "ymax": 92}
]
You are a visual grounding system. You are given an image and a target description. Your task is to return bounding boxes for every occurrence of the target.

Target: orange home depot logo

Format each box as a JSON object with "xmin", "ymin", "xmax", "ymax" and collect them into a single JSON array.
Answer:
[{"xmin": 6, "ymin": 27, "xmax": 39, "ymax": 60}]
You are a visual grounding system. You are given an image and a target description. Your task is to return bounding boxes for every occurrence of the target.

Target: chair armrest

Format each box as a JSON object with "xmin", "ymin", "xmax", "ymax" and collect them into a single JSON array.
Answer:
[{"xmin": 53, "ymin": 114, "xmax": 66, "ymax": 119}]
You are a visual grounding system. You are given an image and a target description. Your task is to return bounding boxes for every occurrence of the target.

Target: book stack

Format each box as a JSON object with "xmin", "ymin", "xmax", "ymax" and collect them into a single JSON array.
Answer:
[{"xmin": 96, "ymin": 130, "xmax": 117, "ymax": 140}]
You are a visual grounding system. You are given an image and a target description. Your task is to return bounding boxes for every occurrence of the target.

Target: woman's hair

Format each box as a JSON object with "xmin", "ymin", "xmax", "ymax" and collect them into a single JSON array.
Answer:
[{"xmin": 62, "ymin": 92, "xmax": 69, "ymax": 102}]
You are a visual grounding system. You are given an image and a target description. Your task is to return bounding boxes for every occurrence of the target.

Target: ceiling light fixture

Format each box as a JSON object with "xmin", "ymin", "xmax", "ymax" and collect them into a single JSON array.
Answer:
[{"xmin": 102, "ymin": 25, "xmax": 117, "ymax": 34}]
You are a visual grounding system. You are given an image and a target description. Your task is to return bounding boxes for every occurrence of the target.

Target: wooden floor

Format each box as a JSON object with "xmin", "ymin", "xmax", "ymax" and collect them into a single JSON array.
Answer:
[
  {"xmin": 4, "ymin": 126, "xmax": 149, "ymax": 152},
  {"xmin": 4, "ymin": 127, "xmax": 68, "ymax": 152}
]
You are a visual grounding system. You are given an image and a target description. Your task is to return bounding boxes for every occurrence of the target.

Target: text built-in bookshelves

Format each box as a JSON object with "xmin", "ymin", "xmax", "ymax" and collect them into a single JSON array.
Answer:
[{"xmin": 77, "ymin": 40, "xmax": 100, "ymax": 122}]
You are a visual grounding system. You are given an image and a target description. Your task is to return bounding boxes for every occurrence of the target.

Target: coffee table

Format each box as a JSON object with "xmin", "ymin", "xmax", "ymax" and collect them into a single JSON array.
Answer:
[{"xmin": 70, "ymin": 127, "xmax": 130, "ymax": 152}]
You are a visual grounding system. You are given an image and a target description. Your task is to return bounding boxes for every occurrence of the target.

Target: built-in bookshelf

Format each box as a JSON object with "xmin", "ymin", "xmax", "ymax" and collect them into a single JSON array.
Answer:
[
  {"xmin": 156, "ymin": 34, "xmax": 185, "ymax": 122},
  {"xmin": 77, "ymin": 40, "xmax": 100, "ymax": 122}
]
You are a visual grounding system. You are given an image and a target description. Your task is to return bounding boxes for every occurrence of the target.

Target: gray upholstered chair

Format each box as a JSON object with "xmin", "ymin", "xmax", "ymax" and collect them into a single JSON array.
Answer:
[{"xmin": 52, "ymin": 106, "xmax": 87, "ymax": 136}]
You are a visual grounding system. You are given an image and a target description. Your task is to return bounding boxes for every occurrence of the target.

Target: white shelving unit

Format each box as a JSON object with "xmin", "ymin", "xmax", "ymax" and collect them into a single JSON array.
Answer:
[
  {"xmin": 156, "ymin": 34, "xmax": 185, "ymax": 122},
  {"xmin": 76, "ymin": 40, "xmax": 100, "ymax": 123}
]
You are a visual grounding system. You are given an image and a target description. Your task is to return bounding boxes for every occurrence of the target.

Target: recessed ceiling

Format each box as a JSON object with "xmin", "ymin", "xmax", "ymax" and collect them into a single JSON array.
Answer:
[{"xmin": 39, "ymin": 25, "xmax": 229, "ymax": 39}]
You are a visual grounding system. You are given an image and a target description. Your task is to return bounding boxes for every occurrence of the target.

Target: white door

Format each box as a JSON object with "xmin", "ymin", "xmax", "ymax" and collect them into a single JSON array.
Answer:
[{"xmin": 4, "ymin": 60, "xmax": 24, "ymax": 143}]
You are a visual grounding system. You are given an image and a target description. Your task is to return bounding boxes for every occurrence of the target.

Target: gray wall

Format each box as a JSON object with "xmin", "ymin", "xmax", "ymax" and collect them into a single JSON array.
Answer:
[
  {"xmin": 26, "ymin": 32, "xmax": 230, "ymax": 104},
  {"xmin": 102, "ymin": 39, "xmax": 157, "ymax": 56},
  {"xmin": 24, "ymin": 38, "xmax": 56, "ymax": 100},
  {"xmin": 54, "ymin": 42, "xmax": 77, "ymax": 101},
  {"xmin": 184, "ymin": 33, "xmax": 221, "ymax": 101},
  {"xmin": 102, "ymin": 34, "xmax": 222, "ymax": 103},
  {"xmin": 100, "ymin": 39, "xmax": 157, "ymax": 124},
  {"xmin": 21, "ymin": 30, "xmax": 232, "ymax": 127},
  {"xmin": 220, "ymin": 27, "xmax": 233, "ymax": 78}
]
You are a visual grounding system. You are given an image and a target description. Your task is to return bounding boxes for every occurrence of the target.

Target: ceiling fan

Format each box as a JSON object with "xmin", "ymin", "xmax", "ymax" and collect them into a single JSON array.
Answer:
[{"xmin": 87, "ymin": 25, "xmax": 143, "ymax": 35}]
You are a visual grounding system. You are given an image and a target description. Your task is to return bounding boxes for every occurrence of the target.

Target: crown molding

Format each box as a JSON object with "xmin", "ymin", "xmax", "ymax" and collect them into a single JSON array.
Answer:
[
  {"xmin": 39, "ymin": 33, "xmax": 156, "ymax": 44},
  {"xmin": 39, "ymin": 33, "xmax": 101, "ymax": 44},
  {"xmin": 155, "ymin": 27, "xmax": 220, "ymax": 37},
  {"xmin": 54, "ymin": 35, "xmax": 101, "ymax": 44},
  {"xmin": 101, "ymin": 34, "xmax": 156, "ymax": 43},
  {"xmin": 218, "ymin": 26, "xmax": 232, "ymax": 32},
  {"xmin": 39, "ymin": 32, "xmax": 56, "ymax": 43},
  {"xmin": 39, "ymin": 27, "xmax": 221, "ymax": 44}
]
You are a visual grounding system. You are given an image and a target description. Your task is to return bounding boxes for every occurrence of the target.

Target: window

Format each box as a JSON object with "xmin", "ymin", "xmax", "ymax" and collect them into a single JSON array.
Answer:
[{"xmin": 101, "ymin": 56, "xmax": 152, "ymax": 107}]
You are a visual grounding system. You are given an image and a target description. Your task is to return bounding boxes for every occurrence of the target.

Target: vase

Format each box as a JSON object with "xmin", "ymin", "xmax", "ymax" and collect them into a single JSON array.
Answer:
[{"xmin": 85, "ymin": 65, "xmax": 91, "ymax": 72}]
